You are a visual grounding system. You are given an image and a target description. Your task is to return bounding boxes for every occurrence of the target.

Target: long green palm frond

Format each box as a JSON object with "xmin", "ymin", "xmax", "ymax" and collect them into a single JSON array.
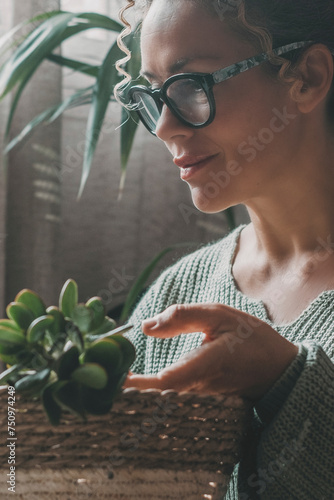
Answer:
[
  {"xmin": 0, "ymin": 12, "xmax": 123, "ymax": 134},
  {"xmin": 78, "ymin": 40, "xmax": 124, "ymax": 197},
  {"xmin": 5, "ymin": 86, "xmax": 94, "ymax": 153}
]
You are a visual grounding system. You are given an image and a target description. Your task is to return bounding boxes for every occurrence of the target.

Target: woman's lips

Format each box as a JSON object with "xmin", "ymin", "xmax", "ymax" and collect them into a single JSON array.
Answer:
[{"xmin": 173, "ymin": 154, "xmax": 219, "ymax": 180}]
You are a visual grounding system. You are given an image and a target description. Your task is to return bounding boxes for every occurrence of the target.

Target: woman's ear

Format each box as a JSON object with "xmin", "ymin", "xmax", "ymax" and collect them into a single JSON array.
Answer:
[{"xmin": 289, "ymin": 44, "xmax": 334, "ymax": 114}]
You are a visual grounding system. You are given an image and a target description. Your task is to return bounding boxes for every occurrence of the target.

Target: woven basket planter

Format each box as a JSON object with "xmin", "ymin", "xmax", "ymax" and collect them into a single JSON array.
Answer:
[{"xmin": 0, "ymin": 387, "xmax": 251, "ymax": 499}]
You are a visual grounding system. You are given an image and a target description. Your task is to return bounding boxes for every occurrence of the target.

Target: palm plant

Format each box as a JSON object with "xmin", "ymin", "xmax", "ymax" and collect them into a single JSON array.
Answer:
[{"xmin": 0, "ymin": 9, "xmax": 142, "ymax": 197}]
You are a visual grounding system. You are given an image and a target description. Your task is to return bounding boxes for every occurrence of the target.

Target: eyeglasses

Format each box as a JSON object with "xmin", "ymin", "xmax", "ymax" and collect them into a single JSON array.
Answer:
[{"xmin": 127, "ymin": 41, "xmax": 312, "ymax": 135}]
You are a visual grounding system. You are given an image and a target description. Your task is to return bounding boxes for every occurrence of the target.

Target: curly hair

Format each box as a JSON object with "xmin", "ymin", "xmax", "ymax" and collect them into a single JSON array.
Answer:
[{"xmin": 114, "ymin": 0, "xmax": 334, "ymax": 120}]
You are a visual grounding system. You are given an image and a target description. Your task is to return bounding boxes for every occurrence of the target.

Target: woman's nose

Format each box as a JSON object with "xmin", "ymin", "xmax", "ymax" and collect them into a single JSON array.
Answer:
[{"xmin": 155, "ymin": 104, "xmax": 195, "ymax": 142}]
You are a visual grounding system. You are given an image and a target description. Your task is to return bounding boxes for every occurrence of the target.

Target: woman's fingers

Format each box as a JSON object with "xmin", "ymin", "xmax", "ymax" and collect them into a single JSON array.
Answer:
[
  {"xmin": 124, "ymin": 337, "xmax": 230, "ymax": 393},
  {"xmin": 141, "ymin": 303, "xmax": 258, "ymax": 338}
]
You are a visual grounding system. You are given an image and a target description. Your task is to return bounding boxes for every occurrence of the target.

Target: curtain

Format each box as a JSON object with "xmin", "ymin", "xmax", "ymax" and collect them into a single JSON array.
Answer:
[{"xmin": 3, "ymin": 0, "xmax": 62, "ymax": 307}]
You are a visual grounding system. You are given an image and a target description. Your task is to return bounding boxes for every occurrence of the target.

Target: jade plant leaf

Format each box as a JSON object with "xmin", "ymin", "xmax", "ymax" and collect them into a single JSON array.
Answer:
[
  {"xmin": 71, "ymin": 362, "xmax": 108, "ymax": 390},
  {"xmin": 15, "ymin": 367, "xmax": 51, "ymax": 394}
]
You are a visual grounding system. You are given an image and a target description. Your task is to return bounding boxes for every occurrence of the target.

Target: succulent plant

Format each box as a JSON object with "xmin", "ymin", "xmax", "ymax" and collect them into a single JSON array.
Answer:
[{"xmin": 0, "ymin": 279, "xmax": 135, "ymax": 425}]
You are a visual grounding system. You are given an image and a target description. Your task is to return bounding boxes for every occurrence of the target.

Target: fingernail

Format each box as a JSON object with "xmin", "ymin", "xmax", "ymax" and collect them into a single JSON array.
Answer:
[{"xmin": 142, "ymin": 318, "xmax": 158, "ymax": 330}]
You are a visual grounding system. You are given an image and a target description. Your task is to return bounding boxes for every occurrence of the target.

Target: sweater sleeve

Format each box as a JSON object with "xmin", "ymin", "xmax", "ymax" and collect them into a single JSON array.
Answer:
[
  {"xmin": 124, "ymin": 257, "xmax": 188, "ymax": 374},
  {"xmin": 239, "ymin": 341, "xmax": 334, "ymax": 500}
]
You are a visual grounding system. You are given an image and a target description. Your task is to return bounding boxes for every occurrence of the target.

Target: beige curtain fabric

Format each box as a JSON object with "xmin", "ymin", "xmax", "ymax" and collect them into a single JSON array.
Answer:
[{"xmin": 4, "ymin": 0, "xmax": 62, "ymax": 307}]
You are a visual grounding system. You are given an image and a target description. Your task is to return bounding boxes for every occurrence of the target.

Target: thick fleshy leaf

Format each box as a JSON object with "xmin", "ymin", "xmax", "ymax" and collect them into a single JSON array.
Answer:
[
  {"xmin": 83, "ymin": 339, "xmax": 123, "ymax": 375},
  {"xmin": 57, "ymin": 345, "xmax": 80, "ymax": 380},
  {"xmin": 45, "ymin": 306, "xmax": 66, "ymax": 338},
  {"xmin": 42, "ymin": 380, "xmax": 65, "ymax": 425},
  {"xmin": 70, "ymin": 304, "xmax": 93, "ymax": 333},
  {"xmin": 15, "ymin": 368, "xmax": 51, "ymax": 394},
  {"xmin": 71, "ymin": 362, "xmax": 108, "ymax": 389},
  {"xmin": 0, "ymin": 319, "xmax": 23, "ymax": 332},
  {"xmin": 110, "ymin": 334, "xmax": 136, "ymax": 372},
  {"xmin": 0, "ymin": 364, "xmax": 23, "ymax": 384},
  {"xmin": 6, "ymin": 301, "xmax": 35, "ymax": 331},
  {"xmin": 85, "ymin": 322, "xmax": 132, "ymax": 343},
  {"xmin": 15, "ymin": 288, "xmax": 46, "ymax": 318},
  {"xmin": 85, "ymin": 297, "xmax": 105, "ymax": 331},
  {"xmin": 52, "ymin": 380, "xmax": 86, "ymax": 421},
  {"xmin": 78, "ymin": 40, "xmax": 123, "ymax": 197},
  {"xmin": 26, "ymin": 315, "xmax": 55, "ymax": 343},
  {"xmin": 81, "ymin": 371, "xmax": 126, "ymax": 415},
  {"xmin": 59, "ymin": 279, "xmax": 78, "ymax": 318},
  {"xmin": 0, "ymin": 326, "xmax": 26, "ymax": 349}
]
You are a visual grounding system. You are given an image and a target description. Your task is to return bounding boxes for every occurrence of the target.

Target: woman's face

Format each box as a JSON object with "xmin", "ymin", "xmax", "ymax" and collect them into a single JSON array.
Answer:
[{"xmin": 140, "ymin": 0, "xmax": 301, "ymax": 213}]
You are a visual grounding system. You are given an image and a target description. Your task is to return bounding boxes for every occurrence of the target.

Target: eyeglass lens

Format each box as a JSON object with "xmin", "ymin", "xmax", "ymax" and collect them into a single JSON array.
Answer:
[{"xmin": 132, "ymin": 78, "xmax": 211, "ymax": 133}]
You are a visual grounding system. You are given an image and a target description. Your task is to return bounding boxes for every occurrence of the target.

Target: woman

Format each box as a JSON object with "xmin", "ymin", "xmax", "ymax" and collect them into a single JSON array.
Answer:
[{"xmin": 116, "ymin": 1, "xmax": 334, "ymax": 498}]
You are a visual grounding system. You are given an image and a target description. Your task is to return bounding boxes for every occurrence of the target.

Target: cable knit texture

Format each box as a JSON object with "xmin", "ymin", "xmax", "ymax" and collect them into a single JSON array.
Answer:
[{"xmin": 125, "ymin": 225, "xmax": 334, "ymax": 499}]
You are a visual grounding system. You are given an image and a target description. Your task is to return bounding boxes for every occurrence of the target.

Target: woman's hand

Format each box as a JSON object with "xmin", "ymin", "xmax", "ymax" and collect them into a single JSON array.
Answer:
[{"xmin": 125, "ymin": 303, "xmax": 298, "ymax": 400}]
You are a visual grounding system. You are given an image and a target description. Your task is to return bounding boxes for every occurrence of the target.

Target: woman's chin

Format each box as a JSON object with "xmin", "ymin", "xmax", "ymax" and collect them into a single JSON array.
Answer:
[{"xmin": 190, "ymin": 189, "xmax": 231, "ymax": 214}]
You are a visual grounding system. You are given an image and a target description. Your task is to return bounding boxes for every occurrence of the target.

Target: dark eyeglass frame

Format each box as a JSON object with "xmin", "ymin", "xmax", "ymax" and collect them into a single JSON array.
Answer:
[{"xmin": 127, "ymin": 41, "xmax": 313, "ymax": 135}]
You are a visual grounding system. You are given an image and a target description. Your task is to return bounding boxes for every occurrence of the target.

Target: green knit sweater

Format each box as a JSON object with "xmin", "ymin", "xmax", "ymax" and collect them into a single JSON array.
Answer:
[{"xmin": 126, "ymin": 225, "xmax": 334, "ymax": 499}]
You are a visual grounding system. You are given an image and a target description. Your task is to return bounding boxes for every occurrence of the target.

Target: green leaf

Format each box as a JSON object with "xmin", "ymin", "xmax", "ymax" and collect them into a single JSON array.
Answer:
[
  {"xmin": 42, "ymin": 380, "xmax": 65, "ymax": 426},
  {"xmin": 78, "ymin": 40, "xmax": 123, "ymax": 197},
  {"xmin": 0, "ymin": 319, "xmax": 23, "ymax": 332},
  {"xmin": 47, "ymin": 53, "xmax": 99, "ymax": 77},
  {"xmin": 0, "ymin": 11, "xmax": 65, "ymax": 61},
  {"xmin": 5, "ymin": 301, "xmax": 35, "ymax": 330},
  {"xmin": 81, "ymin": 371, "xmax": 126, "ymax": 415},
  {"xmin": 110, "ymin": 334, "xmax": 136, "ymax": 372},
  {"xmin": 0, "ymin": 327, "xmax": 26, "ymax": 349},
  {"xmin": 89, "ymin": 316, "xmax": 117, "ymax": 336},
  {"xmin": 66, "ymin": 12, "xmax": 123, "ymax": 33},
  {"xmin": 26, "ymin": 315, "xmax": 55, "ymax": 343},
  {"xmin": 57, "ymin": 345, "xmax": 80, "ymax": 379},
  {"xmin": 0, "ymin": 12, "xmax": 76, "ymax": 99},
  {"xmin": 83, "ymin": 338, "xmax": 123, "ymax": 375},
  {"xmin": 15, "ymin": 288, "xmax": 46, "ymax": 318},
  {"xmin": 0, "ymin": 349, "xmax": 28, "ymax": 367},
  {"xmin": 86, "ymin": 323, "xmax": 133, "ymax": 343},
  {"xmin": 45, "ymin": 306, "xmax": 66, "ymax": 337},
  {"xmin": 70, "ymin": 304, "xmax": 93, "ymax": 333},
  {"xmin": 0, "ymin": 11, "xmax": 123, "ymax": 135},
  {"xmin": 4, "ymin": 63, "xmax": 40, "ymax": 137},
  {"xmin": 0, "ymin": 364, "xmax": 23, "ymax": 384},
  {"xmin": 71, "ymin": 362, "xmax": 108, "ymax": 389},
  {"xmin": 59, "ymin": 279, "xmax": 78, "ymax": 318},
  {"xmin": 52, "ymin": 380, "xmax": 86, "ymax": 421},
  {"xmin": 4, "ymin": 86, "xmax": 93, "ymax": 153},
  {"xmin": 85, "ymin": 297, "xmax": 105, "ymax": 331},
  {"xmin": 120, "ymin": 243, "xmax": 197, "ymax": 322},
  {"xmin": 15, "ymin": 368, "xmax": 50, "ymax": 394}
]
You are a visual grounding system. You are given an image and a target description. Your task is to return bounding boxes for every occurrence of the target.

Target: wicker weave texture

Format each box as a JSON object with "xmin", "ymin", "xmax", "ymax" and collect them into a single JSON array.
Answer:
[{"xmin": 0, "ymin": 388, "xmax": 250, "ymax": 499}]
